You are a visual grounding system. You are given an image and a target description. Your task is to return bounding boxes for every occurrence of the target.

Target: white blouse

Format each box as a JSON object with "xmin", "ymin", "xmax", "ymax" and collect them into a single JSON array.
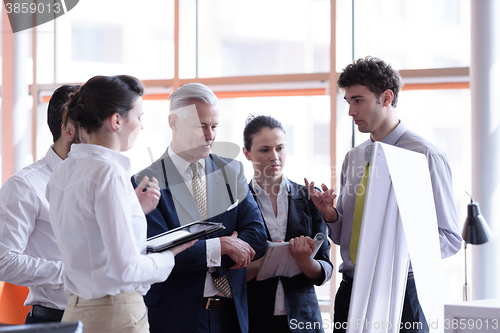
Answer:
[
  {"xmin": 47, "ymin": 144, "xmax": 174, "ymax": 300},
  {"xmin": 251, "ymin": 177, "xmax": 289, "ymax": 315}
]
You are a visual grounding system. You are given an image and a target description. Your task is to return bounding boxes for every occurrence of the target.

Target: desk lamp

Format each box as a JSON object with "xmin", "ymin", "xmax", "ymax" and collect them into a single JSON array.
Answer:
[{"xmin": 462, "ymin": 193, "xmax": 491, "ymax": 301}]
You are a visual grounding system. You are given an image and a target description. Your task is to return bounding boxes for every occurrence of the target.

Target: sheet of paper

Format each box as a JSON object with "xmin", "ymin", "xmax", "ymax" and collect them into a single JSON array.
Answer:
[
  {"xmin": 381, "ymin": 142, "xmax": 444, "ymax": 332},
  {"xmin": 349, "ymin": 144, "xmax": 405, "ymax": 332},
  {"xmin": 348, "ymin": 143, "xmax": 444, "ymax": 333},
  {"xmin": 256, "ymin": 233, "xmax": 325, "ymax": 281}
]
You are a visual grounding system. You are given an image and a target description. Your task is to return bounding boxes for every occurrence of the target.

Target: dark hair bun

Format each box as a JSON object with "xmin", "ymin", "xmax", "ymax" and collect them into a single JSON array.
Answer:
[{"xmin": 64, "ymin": 75, "xmax": 144, "ymax": 134}]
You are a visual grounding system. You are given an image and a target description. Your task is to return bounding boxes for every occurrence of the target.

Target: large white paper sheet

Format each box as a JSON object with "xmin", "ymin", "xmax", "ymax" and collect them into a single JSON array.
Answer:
[
  {"xmin": 347, "ymin": 142, "xmax": 444, "ymax": 333},
  {"xmin": 346, "ymin": 155, "xmax": 390, "ymax": 331},
  {"xmin": 382, "ymin": 143, "xmax": 444, "ymax": 332}
]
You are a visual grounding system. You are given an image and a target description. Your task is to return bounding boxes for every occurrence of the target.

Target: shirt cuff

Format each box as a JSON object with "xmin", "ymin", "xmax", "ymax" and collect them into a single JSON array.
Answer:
[
  {"xmin": 160, "ymin": 250, "xmax": 175, "ymax": 268},
  {"xmin": 325, "ymin": 207, "xmax": 340, "ymax": 223},
  {"xmin": 206, "ymin": 238, "xmax": 221, "ymax": 267}
]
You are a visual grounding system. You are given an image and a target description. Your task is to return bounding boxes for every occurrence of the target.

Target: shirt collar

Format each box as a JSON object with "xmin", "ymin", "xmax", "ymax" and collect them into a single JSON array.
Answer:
[
  {"xmin": 45, "ymin": 145, "xmax": 64, "ymax": 171},
  {"xmin": 68, "ymin": 144, "xmax": 131, "ymax": 173},
  {"xmin": 251, "ymin": 175, "xmax": 290, "ymax": 194},
  {"xmin": 167, "ymin": 146, "xmax": 206, "ymax": 176},
  {"xmin": 370, "ymin": 120, "xmax": 407, "ymax": 145}
]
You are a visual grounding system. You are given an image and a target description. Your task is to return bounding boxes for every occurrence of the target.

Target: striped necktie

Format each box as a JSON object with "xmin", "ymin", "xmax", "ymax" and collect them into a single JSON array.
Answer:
[
  {"xmin": 190, "ymin": 162, "xmax": 232, "ymax": 297},
  {"xmin": 349, "ymin": 162, "xmax": 370, "ymax": 266},
  {"xmin": 190, "ymin": 162, "xmax": 207, "ymax": 221}
]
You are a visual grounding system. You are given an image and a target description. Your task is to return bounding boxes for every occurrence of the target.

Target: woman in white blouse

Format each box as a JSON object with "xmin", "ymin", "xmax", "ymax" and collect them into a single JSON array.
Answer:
[{"xmin": 47, "ymin": 75, "xmax": 194, "ymax": 333}]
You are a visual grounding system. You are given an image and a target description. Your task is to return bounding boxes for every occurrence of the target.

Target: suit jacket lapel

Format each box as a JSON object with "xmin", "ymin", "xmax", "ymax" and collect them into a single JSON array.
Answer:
[
  {"xmin": 285, "ymin": 181, "xmax": 306, "ymax": 241},
  {"xmin": 248, "ymin": 183, "xmax": 272, "ymax": 240},
  {"xmin": 205, "ymin": 156, "xmax": 229, "ymax": 220}
]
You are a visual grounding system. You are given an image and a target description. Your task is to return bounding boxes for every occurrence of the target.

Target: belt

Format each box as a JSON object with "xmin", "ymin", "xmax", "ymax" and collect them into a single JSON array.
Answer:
[
  {"xmin": 30, "ymin": 305, "xmax": 64, "ymax": 321},
  {"xmin": 202, "ymin": 297, "xmax": 233, "ymax": 311},
  {"xmin": 342, "ymin": 273, "xmax": 353, "ymax": 284}
]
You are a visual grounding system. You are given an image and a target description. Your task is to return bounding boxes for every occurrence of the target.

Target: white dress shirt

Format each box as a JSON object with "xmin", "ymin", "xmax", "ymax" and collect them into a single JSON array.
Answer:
[
  {"xmin": 251, "ymin": 177, "xmax": 289, "ymax": 315},
  {"xmin": 0, "ymin": 146, "xmax": 66, "ymax": 309},
  {"xmin": 46, "ymin": 144, "xmax": 175, "ymax": 300},
  {"xmin": 167, "ymin": 147, "xmax": 224, "ymax": 297}
]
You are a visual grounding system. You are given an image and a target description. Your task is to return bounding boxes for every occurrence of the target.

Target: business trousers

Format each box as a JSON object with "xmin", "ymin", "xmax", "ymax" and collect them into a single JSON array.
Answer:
[
  {"xmin": 249, "ymin": 314, "xmax": 291, "ymax": 333},
  {"xmin": 62, "ymin": 291, "xmax": 149, "ymax": 333},
  {"xmin": 333, "ymin": 274, "xmax": 429, "ymax": 333},
  {"xmin": 197, "ymin": 299, "xmax": 240, "ymax": 333}
]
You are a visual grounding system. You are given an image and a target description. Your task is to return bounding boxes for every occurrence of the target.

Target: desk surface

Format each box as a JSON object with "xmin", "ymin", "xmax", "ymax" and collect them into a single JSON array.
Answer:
[
  {"xmin": 444, "ymin": 299, "xmax": 500, "ymax": 333},
  {"xmin": 446, "ymin": 298, "xmax": 500, "ymax": 310}
]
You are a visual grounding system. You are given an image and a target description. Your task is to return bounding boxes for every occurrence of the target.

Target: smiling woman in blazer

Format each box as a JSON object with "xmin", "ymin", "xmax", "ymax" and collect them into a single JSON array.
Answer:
[{"xmin": 243, "ymin": 115, "xmax": 334, "ymax": 333}]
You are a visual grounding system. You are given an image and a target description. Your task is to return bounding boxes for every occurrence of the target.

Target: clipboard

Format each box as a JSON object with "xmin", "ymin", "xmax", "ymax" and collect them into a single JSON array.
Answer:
[
  {"xmin": 146, "ymin": 221, "xmax": 226, "ymax": 253},
  {"xmin": 256, "ymin": 233, "xmax": 325, "ymax": 281}
]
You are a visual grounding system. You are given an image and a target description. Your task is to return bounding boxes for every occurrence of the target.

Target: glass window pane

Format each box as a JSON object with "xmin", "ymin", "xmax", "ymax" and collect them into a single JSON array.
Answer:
[
  {"xmin": 36, "ymin": 21, "xmax": 56, "ymax": 84},
  {"xmin": 179, "ymin": 0, "xmax": 197, "ymax": 79},
  {"xmin": 352, "ymin": 0, "xmax": 470, "ymax": 69},
  {"xmin": 188, "ymin": 0, "xmax": 330, "ymax": 78},
  {"xmin": 216, "ymin": 96, "xmax": 331, "ymax": 185},
  {"xmin": 36, "ymin": 98, "xmax": 52, "ymax": 161},
  {"xmin": 335, "ymin": 0, "xmax": 354, "ymax": 73},
  {"xmin": 126, "ymin": 100, "xmax": 171, "ymax": 175},
  {"xmin": 53, "ymin": 0, "xmax": 174, "ymax": 83},
  {"xmin": 399, "ymin": 89, "xmax": 470, "ymax": 305}
]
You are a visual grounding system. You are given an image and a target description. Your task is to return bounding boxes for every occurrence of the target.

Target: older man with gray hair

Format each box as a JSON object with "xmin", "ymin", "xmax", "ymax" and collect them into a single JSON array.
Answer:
[{"xmin": 132, "ymin": 83, "xmax": 267, "ymax": 333}]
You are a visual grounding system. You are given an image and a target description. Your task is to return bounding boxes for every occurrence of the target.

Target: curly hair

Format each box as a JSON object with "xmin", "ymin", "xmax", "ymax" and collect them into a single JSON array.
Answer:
[{"xmin": 337, "ymin": 56, "xmax": 403, "ymax": 107}]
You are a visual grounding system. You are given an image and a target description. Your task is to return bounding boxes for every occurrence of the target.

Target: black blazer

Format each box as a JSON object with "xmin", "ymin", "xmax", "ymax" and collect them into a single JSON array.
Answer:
[{"xmin": 247, "ymin": 179, "xmax": 333, "ymax": 333}]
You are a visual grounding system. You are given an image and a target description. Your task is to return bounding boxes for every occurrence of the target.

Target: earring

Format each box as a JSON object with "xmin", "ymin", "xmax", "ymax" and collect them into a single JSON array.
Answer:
[{"xmin": 117, "ymin": 126, "xmax": 120, "ymax": 131}]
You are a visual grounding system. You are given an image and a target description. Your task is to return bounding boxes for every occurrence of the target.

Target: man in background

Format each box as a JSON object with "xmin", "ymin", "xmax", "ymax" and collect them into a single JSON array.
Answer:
[{"xmin": 0, "ymin": 85, "xmax": 83, "ymax": 323}]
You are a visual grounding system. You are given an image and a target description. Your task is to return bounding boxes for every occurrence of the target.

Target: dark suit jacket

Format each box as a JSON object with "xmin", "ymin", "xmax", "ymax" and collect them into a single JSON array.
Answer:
[
  {"xmin": 247, "ymin": 180, "xmax": 333, "ymax": 333},
  {"xmin": 132, "ymin": 150, "xmax": 267, "ymax": 333}
]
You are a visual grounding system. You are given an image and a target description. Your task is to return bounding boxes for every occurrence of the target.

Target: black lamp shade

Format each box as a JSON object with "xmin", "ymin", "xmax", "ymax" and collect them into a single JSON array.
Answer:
[{"xmin": 462, "ymin": 200, "xmax": 492, "ymax": 245}]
